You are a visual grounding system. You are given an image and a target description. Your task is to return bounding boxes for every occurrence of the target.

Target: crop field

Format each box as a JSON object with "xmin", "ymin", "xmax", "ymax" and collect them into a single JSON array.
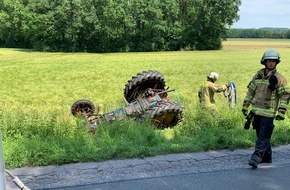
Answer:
[{"xmin": 1, "ymin": 38, "xmax": 290, "ymax": 168}]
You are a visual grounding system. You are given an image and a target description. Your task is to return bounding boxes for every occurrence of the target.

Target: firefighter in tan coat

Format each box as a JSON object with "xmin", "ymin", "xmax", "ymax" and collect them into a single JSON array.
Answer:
[
  {"xmin": 198, "ymin": 72, "xmax": 227, "ymax": 110},
  {"xmin": 242, "ymin": 49, "xmax": 290, "ymax": 168}
]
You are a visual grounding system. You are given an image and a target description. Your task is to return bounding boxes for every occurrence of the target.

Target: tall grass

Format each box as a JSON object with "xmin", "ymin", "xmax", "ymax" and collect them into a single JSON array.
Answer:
[{"xmin": 1, "ymin": 39, "xmax": 290, "ymax": 168}]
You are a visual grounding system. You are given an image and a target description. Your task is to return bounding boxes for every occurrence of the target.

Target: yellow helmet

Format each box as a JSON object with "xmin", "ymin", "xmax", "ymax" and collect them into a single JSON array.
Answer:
[{"xmin": 207, "ymin": 72, "xmax": 219, "ymax": 81}]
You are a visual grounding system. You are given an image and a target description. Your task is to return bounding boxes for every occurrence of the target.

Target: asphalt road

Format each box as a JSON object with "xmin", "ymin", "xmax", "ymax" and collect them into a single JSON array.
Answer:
[
  {"xmin": 6, "ymin": 144, "xmax": 290, "ymax": 190},
  {"xmin": 58, "ymin": 162, "xmax": 290, "ymax": 190}
]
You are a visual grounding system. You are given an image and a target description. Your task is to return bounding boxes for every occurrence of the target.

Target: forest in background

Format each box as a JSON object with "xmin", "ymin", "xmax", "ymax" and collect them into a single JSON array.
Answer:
[
  {"xmin": 228, "ymin": 28, "xmax": 290, "ymax": 39},
  {"xmin": 1, "ymin": 0, "xmax": 289, "ymax": 52},
  {"xmin": 0, "ymin": 0, "xmax": 241, "ymax": 52}
]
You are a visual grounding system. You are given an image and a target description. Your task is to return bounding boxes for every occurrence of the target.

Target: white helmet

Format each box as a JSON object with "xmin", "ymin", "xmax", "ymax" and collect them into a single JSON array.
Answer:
[{"xmin": 207, "ymin": 72, "xmax": 219, "ymax": 81}]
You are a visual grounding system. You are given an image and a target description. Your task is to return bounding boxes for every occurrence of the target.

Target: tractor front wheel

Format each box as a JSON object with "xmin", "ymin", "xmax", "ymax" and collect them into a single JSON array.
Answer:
[{"xmin": 71, "ymin": 99, "xmax": 96, "ymax": 117}]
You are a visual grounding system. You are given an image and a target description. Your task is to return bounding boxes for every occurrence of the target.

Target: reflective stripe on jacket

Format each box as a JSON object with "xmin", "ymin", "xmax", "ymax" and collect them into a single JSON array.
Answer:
[{"xmin": 243, "ymin": 69, "xmax": 290, "ymax": 117}]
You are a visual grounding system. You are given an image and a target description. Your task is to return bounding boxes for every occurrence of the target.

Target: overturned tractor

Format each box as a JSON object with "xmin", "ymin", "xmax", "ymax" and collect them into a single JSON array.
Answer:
[{"xmin": 71, "ymin": 70, "xmax": 183, "ymax": 130}]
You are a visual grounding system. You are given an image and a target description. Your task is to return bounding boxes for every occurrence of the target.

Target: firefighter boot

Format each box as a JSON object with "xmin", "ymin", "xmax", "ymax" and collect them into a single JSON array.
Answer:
[{"xmin": 249, "ymin": 153, "xmax": 262, "ymax": 169}]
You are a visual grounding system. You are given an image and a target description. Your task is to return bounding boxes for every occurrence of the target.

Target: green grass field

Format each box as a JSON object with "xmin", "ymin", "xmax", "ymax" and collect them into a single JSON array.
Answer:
[{"xmin": 1, "ymin": 38, "xmax": 290, "ymax": 168}]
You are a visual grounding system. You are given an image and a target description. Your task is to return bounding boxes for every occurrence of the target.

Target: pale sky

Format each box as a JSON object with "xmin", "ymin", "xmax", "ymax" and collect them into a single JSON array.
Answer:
[{"xmin": 232, "ymin": 0, "xmax": 290, "ymax": 29}]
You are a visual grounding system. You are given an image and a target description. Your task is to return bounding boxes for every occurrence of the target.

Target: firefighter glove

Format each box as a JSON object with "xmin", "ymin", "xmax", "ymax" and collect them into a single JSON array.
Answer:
[
  {"xmin": 268, "ymin": 75, "xmax": 278, "ymax": 91},
  {"xmin": 242, "ymin": 108, "xmax": 248, "ymax": 117},
  {"xmin": 275, "ymin": 108, "xmax": 286, "ymax": 120}
]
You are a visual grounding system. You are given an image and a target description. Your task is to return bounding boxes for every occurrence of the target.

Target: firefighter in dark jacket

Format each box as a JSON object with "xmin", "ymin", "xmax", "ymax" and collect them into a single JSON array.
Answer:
[{"xmin": 242, "ymin": 49, "xmax": 290, "ymax": 168}]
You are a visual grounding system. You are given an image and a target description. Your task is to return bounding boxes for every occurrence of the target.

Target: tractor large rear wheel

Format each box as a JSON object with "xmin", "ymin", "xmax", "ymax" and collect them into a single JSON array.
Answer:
[
  {"xmin": 124, "ymin": 70, "xmax": 166, "ymax": 102},
  {"xmin": 146, "ymin": 102, "xmax": 183, "ymax": 129}
]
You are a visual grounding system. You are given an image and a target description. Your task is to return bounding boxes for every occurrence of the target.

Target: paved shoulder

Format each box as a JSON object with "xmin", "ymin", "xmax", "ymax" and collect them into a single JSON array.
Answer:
[{"xmin": 6, "ymin": 144, "xmax": 290, "ymax": 190}]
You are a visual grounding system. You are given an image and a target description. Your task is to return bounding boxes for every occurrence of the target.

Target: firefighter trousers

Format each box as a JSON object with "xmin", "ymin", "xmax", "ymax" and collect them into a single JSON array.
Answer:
[{"xmin": 251, "ymin": 115, "xmax": 275, "ymax": 163}]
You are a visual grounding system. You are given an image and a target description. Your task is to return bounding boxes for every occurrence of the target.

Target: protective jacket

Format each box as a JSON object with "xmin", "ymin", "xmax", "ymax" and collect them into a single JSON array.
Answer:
[
  {"xmin": 243, "ymin": 68, "xmax": 290, "ymax": 118},
  {"xmin": 198, "ymin": 81, "xmax": 226, "ymax": 109}
]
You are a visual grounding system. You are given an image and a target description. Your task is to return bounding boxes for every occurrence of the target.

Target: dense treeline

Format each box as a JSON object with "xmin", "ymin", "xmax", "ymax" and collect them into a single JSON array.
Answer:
[
  {"xmin": 0, "ymin": 0, "xmax": 241, "ymax": 52},
  {"xmin": 228, "ymin": 28, "xmax": 290, "ymax": 39}
]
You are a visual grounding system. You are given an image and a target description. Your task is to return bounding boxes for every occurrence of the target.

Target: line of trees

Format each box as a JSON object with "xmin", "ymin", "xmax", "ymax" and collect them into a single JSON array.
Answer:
[
  {"xmin": 0, "ymin": 0, "xmax": 241, "ymax": 52},
  {"xmin": 228, "ymin": 28, "xmax": 290, "ymax": 39}
]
